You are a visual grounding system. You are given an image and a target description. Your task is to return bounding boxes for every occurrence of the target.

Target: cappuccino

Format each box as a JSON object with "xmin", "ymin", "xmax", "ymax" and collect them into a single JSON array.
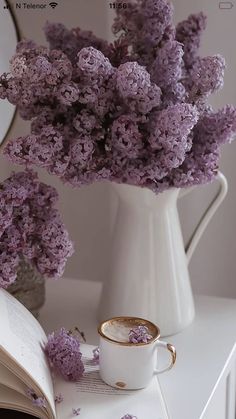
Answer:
[{"xmin": 100, "ymin": 317, "xmax": 157, "ymax": 344}]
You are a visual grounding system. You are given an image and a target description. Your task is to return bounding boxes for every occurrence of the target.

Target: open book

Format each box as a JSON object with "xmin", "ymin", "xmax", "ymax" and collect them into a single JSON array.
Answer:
[{"xmin": 0, "ymin": 289, "xmax": 169, "ymax": 419}]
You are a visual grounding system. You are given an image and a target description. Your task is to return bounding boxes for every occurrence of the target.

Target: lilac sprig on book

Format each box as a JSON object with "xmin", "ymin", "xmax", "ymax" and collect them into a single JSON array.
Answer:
[
  {"xmin": 45, "ymin": 327, "xmax": 85, "ymax": 381},
  {"xmin": 54, "ymin": 394, "xmax": 63, "ymax": 404},
  {"xmin": 1, "ymin": 0, "xmax": 236, "ymax": 194},
  {"xmin": 72, "ymin": 407, "xmax": 81, "ymax": 416},
  {"xmin": 26, "ymin": 388, "xmax": 47, "ymax": 408},
  {"xmin": 92, "ymin": 346, "xmax": 100, "ymax": 364}
]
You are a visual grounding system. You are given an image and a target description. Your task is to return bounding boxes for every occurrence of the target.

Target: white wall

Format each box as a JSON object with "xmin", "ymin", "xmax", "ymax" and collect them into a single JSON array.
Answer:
[{"xmin": 2, "ymin": 0, "xmax": 236, "ymax": 298}]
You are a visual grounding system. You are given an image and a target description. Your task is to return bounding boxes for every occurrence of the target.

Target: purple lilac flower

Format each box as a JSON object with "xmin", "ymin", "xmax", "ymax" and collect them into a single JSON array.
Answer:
[
  {"xmin": 176, "ymin": 12, "xmax": 207, "ymax": 68},
  {"xmin": 129, "ymin": 326, "xmax": 152, "ymax": 344},
  {"xmin": 92, "ymin": 347, "xmax": 100, "ymax": 365},
  {"xmin": 1, "ymin": 0, "xmax": 236, "ymax": 194},
  {"xmin": 45, "ymin": 328, "xmax": 85, "ymax": 381},
  {"xmin": 162, "ymin": 82, "xmax": 186, "ymax": 107},
  {"xmin": 44, "ymin": 21, "xmax": 110, "ymax": 64},
  {"xmin": 73, "ymin": 109, "xmax": 99, "ymax": 134},
  {"xmin": 147, "ymin": 104, "xmax": 199, "ymax": 177},
  {"xmin": 116, "ymin": 62, "xmax": 152, "ymax": 98},
  {"xmin": 150, "ymin": 41, "xmax": 183, "ymax": 89},
  {"xmin": 116, "ymin": 62, "xmax": 161, "ymax": 114},
  {"xmin": 106, "ymin": 37, "xmax": 130, "ymax": 67},
  {"xmin": 0, "ymin": 251, "xmax": 19, "ymax": 290},
  {"xmin": 171, "ymin": 105, "xmax": 236, "ymax": 187},
  {"xmin": 148, "ymin": 103, "xmax": 199, "ymax": 151},
  {"xmin": 0, "ymin": 170, "xmax": 73, "ymax": 288},
  {"xmin": 56, "ymin": 82, "xmax": 79, "ymax": 106},
  {"xmin": 112, "ymin": 1, "xmax": 142, "ymax": 42},
  {"xmin": 69, "ymin": 135, "xmax": 95, "ymax": 168},
  {"xmin": 26, "ymin": 388, "xmax": 47, "ymax": 408},
  {"xmin": 189, "ymin": 55, "xmax": 225, "ymax": 99},
  {"xmin": 5, "ymin": 127, "xmax": 64, "ymax": 168},
  {"xmin": 110, "ymin": 115, "xmax": 143, "ymax": 159},
  {"xmin": 77, "ymin": 47, "xmax": 113, "ymax": 80},
  {"xmin": 55, "ymin": 393, "xmax": 63, "ymax": 404},
  {"xmin": 72, "ymin": 407, "xmax": 81, "ymax": 416},
  {"xmin": 113, "ymin": 0, "xmax": 174, "ymax": 67},
  {"xmin": 141, "ymin": 0, "xmax": 174, "ymax": 32}
]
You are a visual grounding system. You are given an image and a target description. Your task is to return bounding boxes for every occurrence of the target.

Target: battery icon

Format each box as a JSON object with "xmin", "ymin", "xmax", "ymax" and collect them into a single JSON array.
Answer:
[{"xmin": 219, "ymin": 1, "xmax": 234, "ymax": 8}]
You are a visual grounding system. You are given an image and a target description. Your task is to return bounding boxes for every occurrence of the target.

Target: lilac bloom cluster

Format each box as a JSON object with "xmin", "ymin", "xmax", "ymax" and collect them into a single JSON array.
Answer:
[
  {"xmin": 176, "ymin": 12, "xmax": 207, "ymax": 69},
  {"xmin": 128, "ymin": 326, "xmax": 153, "ymax": 344},
  {"xmin": 26, "ymin": 388, "xmax": 47, "ymax": 409},
  {"xmin": 1, "ymin": 0, "xmax": 236, "ymax": 194},
  {"xmin": 45, "ymin": 328, "xmax": 85, "ymax": 381},
  {"xmin": 0, "ymin": 170, "xmax": 73, "ymax": 289}
]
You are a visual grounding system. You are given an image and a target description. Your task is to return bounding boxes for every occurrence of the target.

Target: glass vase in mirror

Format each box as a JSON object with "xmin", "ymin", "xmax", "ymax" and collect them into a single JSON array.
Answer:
[{"xmin": 7, "ymin": 259, "xmax": 45, "ymax": 318}]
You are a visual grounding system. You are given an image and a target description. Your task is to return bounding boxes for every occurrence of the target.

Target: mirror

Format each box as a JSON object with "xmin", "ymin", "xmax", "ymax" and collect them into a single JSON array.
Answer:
[{"xmin": 0, "ymin": 0, "xmax": 19, "ymax": 145}]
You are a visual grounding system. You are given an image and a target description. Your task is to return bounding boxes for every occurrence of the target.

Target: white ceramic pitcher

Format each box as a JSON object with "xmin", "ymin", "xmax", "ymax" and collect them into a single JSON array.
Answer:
[{"xmin": 98, "ymin": 172, "xmax": 228, "ymax": 336}]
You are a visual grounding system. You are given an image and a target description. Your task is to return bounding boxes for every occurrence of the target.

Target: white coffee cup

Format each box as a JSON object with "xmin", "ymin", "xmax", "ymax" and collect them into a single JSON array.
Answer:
[{"xmin": 98, "ymin": 316, "xmax": 176, "ymax": 390}]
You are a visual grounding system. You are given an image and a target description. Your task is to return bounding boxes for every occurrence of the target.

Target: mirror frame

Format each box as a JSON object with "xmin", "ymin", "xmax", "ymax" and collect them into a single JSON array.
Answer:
[{"xmin": 0, "ymin": 0, "xmax": 21, "ymax": 149}]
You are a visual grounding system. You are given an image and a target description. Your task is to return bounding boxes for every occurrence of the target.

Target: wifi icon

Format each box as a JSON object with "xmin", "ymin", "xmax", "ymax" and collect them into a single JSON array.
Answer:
[{"xmin": 49, "ymin": 2, "xmax": 58, "ymax": 9}]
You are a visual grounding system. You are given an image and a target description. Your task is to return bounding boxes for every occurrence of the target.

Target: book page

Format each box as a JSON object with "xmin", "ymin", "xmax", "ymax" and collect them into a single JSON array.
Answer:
[
  {"xmin": 0, "ymin": 363, "xmax": 26, "ymax": 395},
  {"xmin": 0, "ymin": 384, "xmax": 48, "ymax": 419},
  {"xmin": 55, "ymin": 344, "xmax": 168, "ymax": 419},
  {"xmin": 0, "ymin": 289, "xmax": 56, "ymax": 418}
]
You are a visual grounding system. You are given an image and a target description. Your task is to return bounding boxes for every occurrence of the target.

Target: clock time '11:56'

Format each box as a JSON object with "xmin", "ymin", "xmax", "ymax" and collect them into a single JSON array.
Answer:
[{"xmin": 109, "ymin": 2, "xmax": 131, "ymax": 8}]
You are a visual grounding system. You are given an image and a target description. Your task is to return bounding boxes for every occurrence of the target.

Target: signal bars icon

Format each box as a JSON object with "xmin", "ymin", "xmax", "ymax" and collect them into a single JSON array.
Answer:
[{"xmin": 49, "ymin": 2, "xmax": 58, "ymax": 8}]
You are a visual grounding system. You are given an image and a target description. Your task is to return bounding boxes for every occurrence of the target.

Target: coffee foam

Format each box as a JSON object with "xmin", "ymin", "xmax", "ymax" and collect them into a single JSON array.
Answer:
[
  {"xmin": 101, "ymin": 318, "xmax": 156, "ymax": 343},
  {"xmin": 103, "ymin": 323, "xmax": 132, "ymax": 342}
]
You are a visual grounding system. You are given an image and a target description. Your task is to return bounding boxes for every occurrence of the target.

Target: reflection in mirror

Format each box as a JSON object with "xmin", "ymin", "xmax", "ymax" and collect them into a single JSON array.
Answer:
[{"xmin": 0, "ymin": 1, "xmax": 19, "ymax": 145}]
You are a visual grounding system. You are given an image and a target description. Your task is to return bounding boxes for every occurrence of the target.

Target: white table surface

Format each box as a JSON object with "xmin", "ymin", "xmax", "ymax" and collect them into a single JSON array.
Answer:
[{"xmin": 40, "ymin": 279, "xmax": 236, "ymax": 419}]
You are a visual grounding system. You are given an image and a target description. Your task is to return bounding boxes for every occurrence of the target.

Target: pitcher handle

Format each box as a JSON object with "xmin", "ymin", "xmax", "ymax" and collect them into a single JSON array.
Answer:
[{"xmin": 179, "ymin": 171, "xmax": 228, "ymax": 264}]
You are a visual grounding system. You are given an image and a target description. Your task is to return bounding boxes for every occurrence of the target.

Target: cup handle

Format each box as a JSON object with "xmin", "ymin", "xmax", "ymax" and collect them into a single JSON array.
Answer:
[{"xmin": 154, "ymin": 340, "xmax": 176, "ymax": 374}]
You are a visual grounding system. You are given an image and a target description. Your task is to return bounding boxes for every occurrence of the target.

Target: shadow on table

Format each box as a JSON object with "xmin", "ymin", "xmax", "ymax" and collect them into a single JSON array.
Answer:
[{"xmin": 0, "ymin": 410, "xmax": 37, "ymax": 418}]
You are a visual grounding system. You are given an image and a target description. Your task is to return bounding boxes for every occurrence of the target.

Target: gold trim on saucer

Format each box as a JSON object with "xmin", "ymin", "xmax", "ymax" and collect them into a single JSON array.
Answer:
[{"xmin": 98, "ymin": 316, "xmax": 160, "ymax": 346}]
